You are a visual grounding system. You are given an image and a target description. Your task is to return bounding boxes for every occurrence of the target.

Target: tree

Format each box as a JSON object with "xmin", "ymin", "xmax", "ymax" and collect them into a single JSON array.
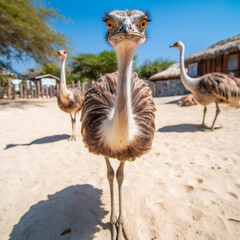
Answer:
[
  {"xmin": 136, "ymin": 58, "xmax": 175, "ymax": 80},
  {"xmin": 42, "ymin": 63, "xmax": 61, "ymax": 79},
  {"xmin": 0, "ymin": 0, "xmax": 70, "ymax": 71},
  {"xmin": 71, "ymin": 51, "xmax": 117, "ymax": 82},
  {"xmin": 42, "ymin": 62, "xmax": 76, "ymax": 85}
]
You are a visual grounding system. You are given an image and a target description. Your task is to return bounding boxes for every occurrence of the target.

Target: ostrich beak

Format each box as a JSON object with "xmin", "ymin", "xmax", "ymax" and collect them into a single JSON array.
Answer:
[
  {"xmin": 169, "ymin": 44, "xmax": 175, "ymax": 48},
  {"xmin": 111, "ymin": 24, "xmax": 144, "ymax": 40}
]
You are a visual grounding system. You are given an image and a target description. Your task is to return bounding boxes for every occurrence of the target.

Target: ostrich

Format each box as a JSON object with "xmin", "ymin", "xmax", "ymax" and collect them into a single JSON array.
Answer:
[
  {"xmin": 170, "ymin": 41, "xmax": 240, "ymax": 130},
  {"xmin": 57, "ymin": 50, "xmax": 84, "ymax": 141},
  {"xmin": 81, "ymin": 10, "xmax": 155, "ymax": 239}
]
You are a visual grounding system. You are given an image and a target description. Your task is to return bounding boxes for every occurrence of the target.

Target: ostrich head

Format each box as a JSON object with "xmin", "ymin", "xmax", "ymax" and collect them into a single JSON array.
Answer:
[
  {"xmin": 103, "ymin": 10, "xmax": 150, "ymax": 57},
  {"xmin": 169, "ymin": 41, "xmax": 184, "ymax": 50},
  {"xmin": 57, "ymin": 50, "xmax": 67, "ymax": 62}
]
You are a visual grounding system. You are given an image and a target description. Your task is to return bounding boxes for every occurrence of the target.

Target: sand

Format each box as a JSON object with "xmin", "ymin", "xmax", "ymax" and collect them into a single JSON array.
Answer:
[{"xmin": 0, "ymin": 97, "xmax": 240, "ymax": 240}]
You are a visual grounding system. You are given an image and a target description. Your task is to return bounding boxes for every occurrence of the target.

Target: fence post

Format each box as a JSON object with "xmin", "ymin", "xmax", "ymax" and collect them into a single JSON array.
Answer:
[
  {"xmin": 33, "ymin": 84, "xmax": 36, "ymax": 98},
  {"xmin": 30, "ymin": 82, "xmax": 33, "ymax": 98},
  {"xmin": 82, "ymin": 81, "xmax": 91, "ymax": 94},
  {"xmin": 56, "ymin": 84, "xmax": 59, "ymax": 97},
  {"xmin": 37, "ymin": 81, "xmax": 41, "ymax": 98},
  {"xmin": 0, "ymin": 84, "xmax": 3, "ymax": 98},
  {"xmin": 7, "ymin": 76, "xmax": 12, "ymax": 99},
  {"xmin": 49, "ymin": 86, "xmax": 53, "ymax": 98},
  {"xmin": 46, "ymin": 86, "xmax": 49, "ymax": 98},
  {"xmin": 23, "ymin": 84, "xmax": 27, "ymax": 98},
  {"xmin": 42, "ymin": 86, "xmax": 45, "ymax": 98},
  {"xmin": 27, "ymin": 83, "xmax": 30, "ymax": 99},
  {"xmin": 77, "ymin": 80, "xmax": 81, "ymax": 92},
  {"xmin": 12, "ymin": 85, "xmax": 16, "ymax": 99},
  {"xmin": 20, "ymin": 84, "xmax": 23, "ymax": 98}
]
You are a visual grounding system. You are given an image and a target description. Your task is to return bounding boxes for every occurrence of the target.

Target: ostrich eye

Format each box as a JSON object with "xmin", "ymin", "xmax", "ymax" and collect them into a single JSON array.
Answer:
[
  {"xmin": 63, "ymin": 50, "xmax": 67, "ymax": 54},
  {"xmin": 106, "ymin": 20, "xmax": 114, "ymax": 30},
  {"xmin": 139, "ymin": 19, "xmax": 147, "ymax": 29}
]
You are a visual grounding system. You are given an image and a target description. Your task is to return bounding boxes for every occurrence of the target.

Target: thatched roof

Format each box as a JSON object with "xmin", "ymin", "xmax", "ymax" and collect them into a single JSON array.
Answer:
[
  {"xmin": 149, "ymin": 63, "xmax": 187, "ymax": 81},
  {"xmin": 185, "ymin": 34, "xmax": 240, "ymax": 63}
]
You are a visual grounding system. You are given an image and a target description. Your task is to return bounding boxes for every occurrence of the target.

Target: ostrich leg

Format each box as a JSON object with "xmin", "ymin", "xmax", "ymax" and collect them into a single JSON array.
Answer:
[
  {"xmin": 116, "ymin": 162, "xmax": 129, "ymax": 240},
  {"xmin": 202, "ymin": 106, "xmax": 207, "ymax": 127},
  {"xmin": 69, "ymin": 113, "xmax": 77, "ymax": 141},
  {"xmin": 211, "ymin": 102, "xmax": 220, "ymax": 131},
  {"xmin": 105, "ymin": 157, "xmax": 117, "ymax": 240}
]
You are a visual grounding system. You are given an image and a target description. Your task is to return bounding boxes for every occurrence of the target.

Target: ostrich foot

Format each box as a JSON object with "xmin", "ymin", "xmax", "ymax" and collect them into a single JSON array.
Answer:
[
  {"xmin": 110, "ymin": 222, "xmax": 129, "ymax": 240},
  {"xmin": 68, "ymin": 135, "xmax": 76, "ymax": 141},
  {"xmin": 116, "ymin": 222, "xmax": 129, "ymax": 240},
  {"xmin": 110, "ymin": 223, "xmax": 117, "ymax": 240}
]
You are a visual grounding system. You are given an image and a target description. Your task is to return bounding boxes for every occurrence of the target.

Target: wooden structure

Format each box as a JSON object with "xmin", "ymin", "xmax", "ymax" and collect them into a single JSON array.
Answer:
[
  {"xmin": 149, "ymin": 63, "xmax": 189, "ymax": 97},
  {"xmin": 31, "ymin": 74, "xmax": 60, "ymax": 88},
  {"xmin": 0, "ymin": 79, "xmax": 91, "ymax": 99},
  {"xmin": 0, "ymin": 70, "xmax": 16, "ymax": 99},
  {"xmin": 29, "ymin": 74, "xmax": 60, "ymax": 98},
  {"xmin": 185, "ymin": 34, "xmax": 240, "ymax": 77}
]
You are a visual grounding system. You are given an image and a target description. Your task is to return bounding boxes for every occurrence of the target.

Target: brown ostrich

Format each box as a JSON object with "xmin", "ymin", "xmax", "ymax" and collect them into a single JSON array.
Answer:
[
  {"xmin": 170, "ymin": 41, "xmax": 240, "ymax": 130},
  {"xmin": 81, "ymin": 10, "xmax": 156, "ymax": 239},
  {"xmin": 57, "ymin": 50, "xmax": 84, "ymax": 141}
]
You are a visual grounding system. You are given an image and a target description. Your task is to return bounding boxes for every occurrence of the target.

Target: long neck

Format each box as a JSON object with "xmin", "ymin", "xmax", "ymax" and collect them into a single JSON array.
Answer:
[
  {"xmin": 112, "ymin": 45, "xmax": 136, "ymax": 141},
  {"xmin": 60, "ymin": 59, "xmax": 68, "ymax": 99},
  {"xmin": 179, "ymin": 45, "xmax": 199, "ymax": 91},
  {"xmin": 116, "ymin": 49, "xmax": 133, "ymax": 120}
]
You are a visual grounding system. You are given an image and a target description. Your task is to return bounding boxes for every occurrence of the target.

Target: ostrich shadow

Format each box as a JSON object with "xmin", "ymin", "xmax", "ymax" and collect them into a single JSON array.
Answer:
[
  {"xmin": 5, "ymin": 134, "xmax": 70, "ymax": 150},
  {"xmin": 157, "ymin": 123, "xmax": 222, "ymax": 133},
  {"xmin": 9, "ymin": 184, "xmax": 108, "ymax": 240}
]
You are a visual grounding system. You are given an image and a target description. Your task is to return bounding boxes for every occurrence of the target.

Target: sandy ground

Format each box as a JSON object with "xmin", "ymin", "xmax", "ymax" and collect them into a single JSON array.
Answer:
[{"xmin": 0, "ymin": 96, "xmax": 240, "ymax": 240}]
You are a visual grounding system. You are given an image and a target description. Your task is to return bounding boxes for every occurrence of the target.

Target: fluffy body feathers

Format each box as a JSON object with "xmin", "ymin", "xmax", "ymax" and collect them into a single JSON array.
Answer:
[{"xmin": 81, "ymin": 72, "xmax": 155, "ymax": 161}]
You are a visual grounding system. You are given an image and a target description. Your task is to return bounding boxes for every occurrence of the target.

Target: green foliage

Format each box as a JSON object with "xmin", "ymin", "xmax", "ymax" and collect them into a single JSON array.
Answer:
[
  {"xmin": 20, "ymin": 80, "xmax": 27, "ymax": 84},
  {"xmin": 0, "ymin": 75, "xmax": 8, "ymax": 84},
  {"xmin": 42, "ymin": 63, "xmax": 61, "ymax": 79},
  {"xmin": 42, "ymin": 60, "xmax": 81, "ymax": 84},
  {"xmin": 71, "ymin": 51, "xmax": 117, "ymax": 82},
  {"xmin": 42, "ymin": 62, "xmax": 77, "ymax": 84},
  {"xmin": 58, "ymin": 49, "xmax": 174, "ymax": 84},
  {"xmin": 136, "ymin": 58, "xmax": 175, "ymax": 80},
  {"xmin": 0, "ymin": 0, "xmax": 70, "ymax": 71}
]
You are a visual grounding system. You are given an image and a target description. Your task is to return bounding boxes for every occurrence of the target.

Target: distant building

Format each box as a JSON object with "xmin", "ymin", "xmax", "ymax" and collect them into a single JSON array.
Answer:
[
  {"xmin": 185, "ymin": 34, "xmax": 240, "ymax": 78},
  {"xmin": 150, "ymin": 34, "xmax": 240, "ymax": 97},
  {"xmin": 31, "ymin": 73, "xmax": 60, "ymax": 90},
  {"xmin": 149, "ymin": 63, "xmax": 189, "ymax": 97}
]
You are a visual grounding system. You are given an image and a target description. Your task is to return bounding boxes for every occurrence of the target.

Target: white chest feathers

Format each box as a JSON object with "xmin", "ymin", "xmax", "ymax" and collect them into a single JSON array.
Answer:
[{"xmin": 98, "ymin": 108, "xmax": 140, "ymax": 151}]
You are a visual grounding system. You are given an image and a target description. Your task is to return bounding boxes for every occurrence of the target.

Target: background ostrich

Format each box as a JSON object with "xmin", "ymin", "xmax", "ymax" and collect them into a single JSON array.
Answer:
[
  {"xmin": 170, "ymin": 41, "xmax": 240, "ymax": 130},
  {"xmin": 81, "ymin": 10, "xmax": 155, "ymax": 239},
  {"xmin": 57, "ymin": 50, "xmax": 84, "ymax": 140}
]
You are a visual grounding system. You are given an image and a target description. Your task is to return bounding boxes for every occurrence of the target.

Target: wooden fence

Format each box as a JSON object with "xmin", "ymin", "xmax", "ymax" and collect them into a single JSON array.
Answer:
[{"xmin": 0, "ymin": 81, "xmax": 93, "ymax": 99}]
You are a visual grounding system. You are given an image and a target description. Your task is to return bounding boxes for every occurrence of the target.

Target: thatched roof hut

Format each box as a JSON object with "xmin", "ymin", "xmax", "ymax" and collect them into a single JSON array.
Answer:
[
  {"xmin": 185, "ymin": 34, "xmax": 240, "ymax": 77},
  {"xmin": 149, "ymin": 63, "xmax": 189, "ymax": 97},
  {"xmin": 185, "ymin": 34, "xmax": 240, "ymax": 63},
  {"xmin": 150, "ymin": 63, "xmax": 179, "ymax": 81},
  {"xmin": 150, "ymin": 63, "xmax": 188, "ymax": 81}
]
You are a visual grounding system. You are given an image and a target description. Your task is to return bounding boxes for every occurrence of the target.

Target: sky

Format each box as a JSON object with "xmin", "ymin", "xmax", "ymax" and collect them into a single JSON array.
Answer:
[{"xmin": 13, "ymin": 0, "xmax": 240, "ymax": 74}]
